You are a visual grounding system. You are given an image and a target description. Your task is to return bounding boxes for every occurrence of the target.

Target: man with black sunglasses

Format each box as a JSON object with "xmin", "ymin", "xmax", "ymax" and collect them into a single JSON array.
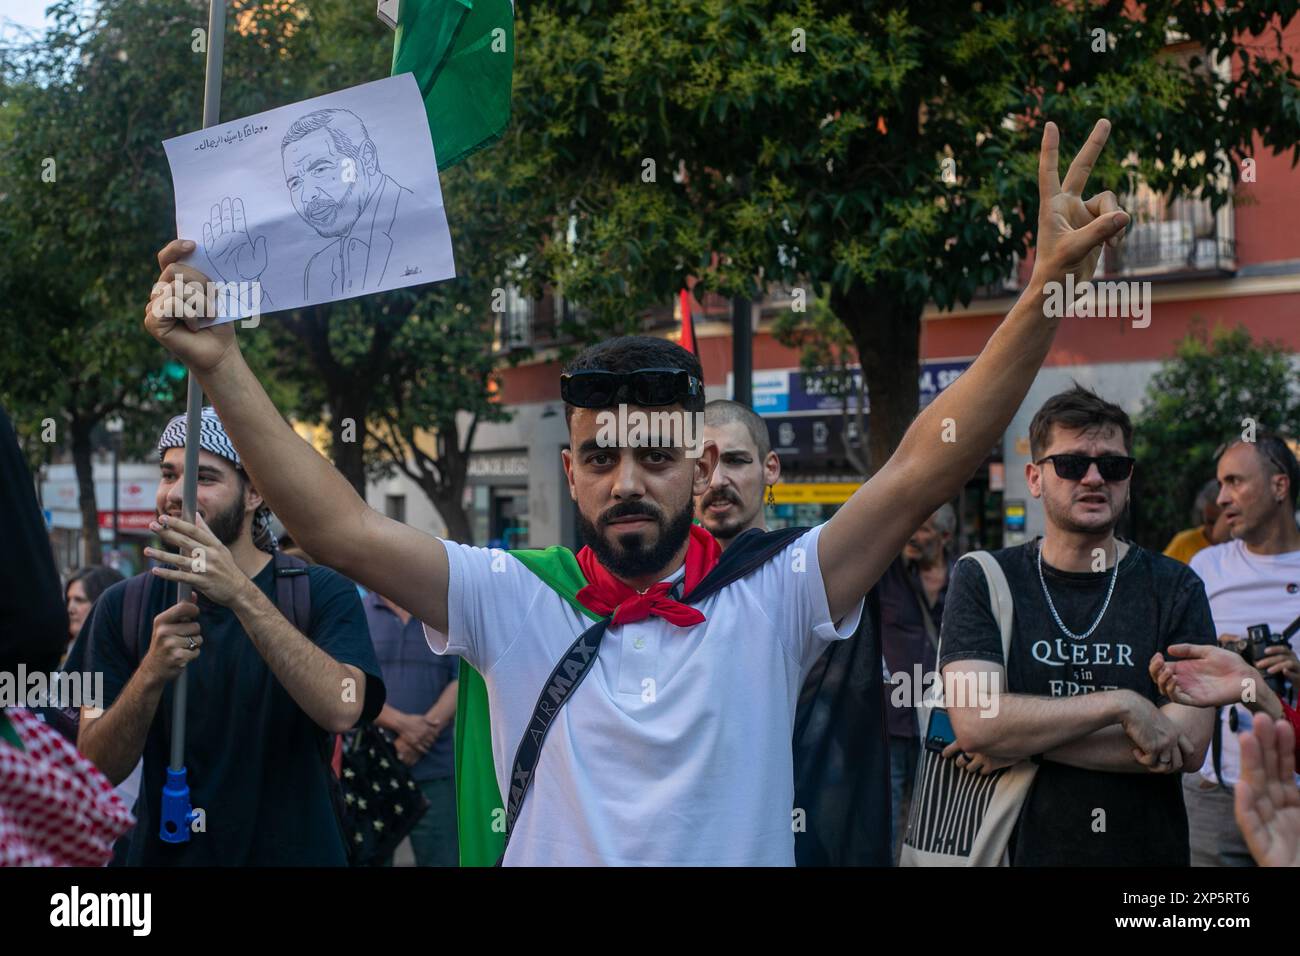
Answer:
[
  {"xmin": 940, "ymin": 385, "xmax": 1216, "ymax": 866},
  {"xmin": 144, "ymin": 119, "xmax": 1133, "ymax": 865}
]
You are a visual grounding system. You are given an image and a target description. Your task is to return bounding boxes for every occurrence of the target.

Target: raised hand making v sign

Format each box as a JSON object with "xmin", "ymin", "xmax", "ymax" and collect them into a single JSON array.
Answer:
[
  {"xmin": 142, "ymin": 117, "xmax": 1131, "ymax": 653},
  {"xmin": 142, "ymin": 120, "xmax": 1134, "ymax": 867},
  {"xmin": 816, "ymin": 119, "xmax": 1130, "ymax": 624}
]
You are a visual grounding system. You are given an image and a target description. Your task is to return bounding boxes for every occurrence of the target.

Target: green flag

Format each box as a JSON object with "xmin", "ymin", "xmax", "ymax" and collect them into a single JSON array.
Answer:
[
  {"xmin": 391, "ymin": 0, "xmax": 515, "ymax": 171},
  {"xmin": 453, "ymin": 666, "xmax": 503, "ymax": 866},
  {"xmin": 454, "ymin": 545, "xmax": 595, "ymax": 866}
]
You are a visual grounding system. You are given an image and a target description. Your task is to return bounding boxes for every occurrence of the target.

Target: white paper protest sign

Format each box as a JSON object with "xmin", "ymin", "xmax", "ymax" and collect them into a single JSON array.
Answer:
[{"xmin": 162, "ymin": 73, "xmax": 455, "ymax": 324}]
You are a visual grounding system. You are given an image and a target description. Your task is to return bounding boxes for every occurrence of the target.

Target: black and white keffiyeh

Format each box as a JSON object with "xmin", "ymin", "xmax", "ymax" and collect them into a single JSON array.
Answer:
[{"xmin": 157, "ymin": 406, "xmax": 278, "ymax": 552}]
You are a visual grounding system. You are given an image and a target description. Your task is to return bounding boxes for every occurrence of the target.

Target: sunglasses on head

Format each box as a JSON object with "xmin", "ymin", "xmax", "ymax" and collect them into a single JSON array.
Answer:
[
  {"xmin": 560, "ymin": 367, "xmax": 703, "ymax": 408},
  {"xmin": 1035, "ymin": 454, "xmax": 1135, "ymax": 482}
]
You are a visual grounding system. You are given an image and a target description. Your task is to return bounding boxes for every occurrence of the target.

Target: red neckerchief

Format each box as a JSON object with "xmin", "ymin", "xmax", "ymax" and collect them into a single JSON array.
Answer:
[{"xmin": 576, "ymin": 524, "xmax": 721, "ymax": 627}]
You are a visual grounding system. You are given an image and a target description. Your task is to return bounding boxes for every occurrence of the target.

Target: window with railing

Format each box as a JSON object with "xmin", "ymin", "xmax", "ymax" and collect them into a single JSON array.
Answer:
[
  {"xmin": 1098, "ymin": 185, "xmax": 1235, "ymax": 278},
  {"xmin": 554, "ymin": 293, "xmax": 592, "ymax": 335},
  {"xmin": 492, "ymin": 285, "xmax": 534, "ymax": 354},
  {"xmin": 1100, "ymin": 42, "xmax": 1236, "ymax": 278},
  {"xmin": 491, "ymin": 288, "xmax": 596, "ymax": 354}
]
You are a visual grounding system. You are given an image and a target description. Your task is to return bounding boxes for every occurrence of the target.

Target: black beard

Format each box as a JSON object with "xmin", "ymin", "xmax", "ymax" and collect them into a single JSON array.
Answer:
[
  {"xmin": 578, "ymin": 498, "xmax": 696, "ymax": 580},
  {"xmin": 202, "ymin": 493, "xmax": 247, "ymax": 547}
]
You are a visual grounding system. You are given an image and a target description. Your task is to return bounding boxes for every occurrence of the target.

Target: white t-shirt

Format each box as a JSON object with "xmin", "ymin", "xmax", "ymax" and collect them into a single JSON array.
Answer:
[
  {"xmin": 1188, "ymin": 539, "xmax": 1300, "ymax": 786},
  {"xmin": 425, "ymin": 523, "xmax": 862, "ymax": 866}
]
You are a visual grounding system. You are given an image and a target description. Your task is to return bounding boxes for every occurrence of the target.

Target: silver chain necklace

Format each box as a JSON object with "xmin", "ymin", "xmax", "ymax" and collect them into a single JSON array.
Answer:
[{"xmin": 1037, "ymin": 540, "xmax": 1121, "ymax": 641}]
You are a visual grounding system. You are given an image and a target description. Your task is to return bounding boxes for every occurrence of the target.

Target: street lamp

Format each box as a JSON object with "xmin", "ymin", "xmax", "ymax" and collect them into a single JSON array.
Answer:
[{"xmin": 105, "ymin": 416, "xmax": 124, "ymax": 555}]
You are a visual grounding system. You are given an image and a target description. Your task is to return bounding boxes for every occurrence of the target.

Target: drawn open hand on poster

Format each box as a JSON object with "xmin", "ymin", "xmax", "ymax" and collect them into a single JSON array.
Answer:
[
  {"xmin": 163, "ymin": 74, "xmax": 455, "ymax": 325},
  {"xmin": 202, "ymin": 196, "xmax": 268, "ymax": 285}
]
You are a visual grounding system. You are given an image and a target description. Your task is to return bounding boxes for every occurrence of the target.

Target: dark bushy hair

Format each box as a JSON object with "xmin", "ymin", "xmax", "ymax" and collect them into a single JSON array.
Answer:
[
  {"xmin": 562, "ymin": 335, "xmax": 705, "ymax": 423},
  {"xmin": 704, "ymin": 399, "xmax": 771, "ymax": 460},
  {"xmin": 1028, "ymin": 384, "xmax": 1133, "ymax": 459}
]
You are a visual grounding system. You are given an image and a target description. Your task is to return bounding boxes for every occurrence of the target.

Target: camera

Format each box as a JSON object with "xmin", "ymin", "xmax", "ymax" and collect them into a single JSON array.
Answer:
[
  {"xmin": 1242, "ymin": 623, "xmax": 1289, "ymax": 696},
  {"xmin": 1243, "ymin": 624, "xmax": 1274, "ymax": 667}
]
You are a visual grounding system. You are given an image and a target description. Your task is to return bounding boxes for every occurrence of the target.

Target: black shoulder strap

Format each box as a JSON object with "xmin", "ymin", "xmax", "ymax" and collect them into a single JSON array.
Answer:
[
  {"xmin": 498, "ymin": 525, "xmax": 812, "ymax": 861},
  {"xmin": 273, "ymin": 552, "xmax": 312, "ymax": 633},
  {"xmin": 500, "ymin": 616, "xmax": 611, "ymax": 861},
  {"xmin": 1212, "ymin": 706, "xmax": 1229, "ymax": 790},
  {"xmin": 121, "ymin": 572, "xmax": 155, "ymax": 664}
]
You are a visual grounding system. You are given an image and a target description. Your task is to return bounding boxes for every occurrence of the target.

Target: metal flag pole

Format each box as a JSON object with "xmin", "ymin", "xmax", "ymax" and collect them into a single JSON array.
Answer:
[{"xmin": 160, "ymin": 0, "xmax": 227, "ymax": 845}]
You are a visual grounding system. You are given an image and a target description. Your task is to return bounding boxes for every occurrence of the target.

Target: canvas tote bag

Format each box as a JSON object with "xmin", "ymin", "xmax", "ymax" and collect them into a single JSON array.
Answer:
[{"xmin": 900, "ymin": 550, "xmax": 1037, "ymax": 866}]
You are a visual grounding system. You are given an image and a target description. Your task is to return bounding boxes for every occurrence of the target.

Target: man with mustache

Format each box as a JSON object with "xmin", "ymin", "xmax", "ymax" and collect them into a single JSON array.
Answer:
[
  {"xmin": 281, "ymin": 108, "xmax": 414, "ymax": 300},
  {"xmin": 694, "ymin": 400, "xmax": 781, "ymax": 545},
  {"xmin": 940, "ymin": 386, "xmax": 1216, "ymax": 865},
  {"xmin": 145, "ymin": 119, "xmax": 1132, "ymax": 865},
  {"xmin": 70, "ymin": 408, "xmax": 386, "ymax": 865},
  {"xmin": 695, "ymin": 399, "xmax": 893, "ymax": 865}
]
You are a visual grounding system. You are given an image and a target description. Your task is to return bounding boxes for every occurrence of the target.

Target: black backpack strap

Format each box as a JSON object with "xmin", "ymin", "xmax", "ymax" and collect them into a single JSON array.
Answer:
[
  {"xmin": 498, "ymin": 525, "xmax": 811, "ymax": 862},
  {"xmin": 271, "ymin": 552, "xmax": 330, "ymax": 762},
  {"xmin": 121, "ymin": 572, "xmax": 155, "ymax": 664},
  {"xmin": 1211, "ymin": 706, "xmax": 1230, "ymax": 790},
  {"xmin": 273, "ymin": 552, "xmax": 312, "ymax": 633}
]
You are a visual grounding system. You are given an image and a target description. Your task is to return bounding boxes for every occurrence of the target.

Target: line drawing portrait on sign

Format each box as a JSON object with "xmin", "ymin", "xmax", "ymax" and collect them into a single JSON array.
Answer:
[
  {"xmin": 164, "ymin": 73, "xmax": 455, "ymax": 324},
  {"xmin": 282, "ymin": 109, "xmax": 415, "ymax": 298},
  {"xmin": 201, "ymin": 108, "xmax": 415, "ymax": 301}
]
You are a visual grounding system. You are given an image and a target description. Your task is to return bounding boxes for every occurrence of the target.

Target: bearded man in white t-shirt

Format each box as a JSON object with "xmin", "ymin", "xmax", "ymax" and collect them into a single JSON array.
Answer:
[
  {"xmin": 142, "ymin": 120, "xmax": 1132, "ymax": 865},
  {"xmin": 1178, "ymin": 434, "xmax": 1300, "ymax": 866}
]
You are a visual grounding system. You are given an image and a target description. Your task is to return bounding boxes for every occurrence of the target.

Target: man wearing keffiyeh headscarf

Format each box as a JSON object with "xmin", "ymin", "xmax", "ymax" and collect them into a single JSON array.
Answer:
[
  {"xmin": 67, "ymin": 405, "xmax": 386, "ymax": 865},
  {"xmin": 155, "ymin": 405, "xmax": 278, "ymax": 552}
]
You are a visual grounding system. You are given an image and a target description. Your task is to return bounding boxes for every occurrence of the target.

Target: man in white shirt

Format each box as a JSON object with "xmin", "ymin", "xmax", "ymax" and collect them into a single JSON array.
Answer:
[
  {"xmin": 141, "ymin": 120, "xmax": 1131, "ymax": 864},
  {"xmin": 1185, "ymin": 433, "xmax": 1300, "ymax": 866}
]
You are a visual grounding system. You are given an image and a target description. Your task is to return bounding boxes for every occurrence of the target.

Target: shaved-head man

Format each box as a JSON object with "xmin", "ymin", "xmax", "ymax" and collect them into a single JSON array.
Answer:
[{"xmin": 696, "ymin": 400, "xmax": 780, "ymax": 547}]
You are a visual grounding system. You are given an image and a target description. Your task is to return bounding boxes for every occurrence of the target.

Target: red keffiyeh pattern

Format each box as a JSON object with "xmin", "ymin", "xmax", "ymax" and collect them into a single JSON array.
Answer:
[
  {"xmin": 576, "ymin": 524, "xmax": 722, "ymax": 627},
  {"xmin": 0, "ymin": 708, "xmax": 134, "ymax": 866}
]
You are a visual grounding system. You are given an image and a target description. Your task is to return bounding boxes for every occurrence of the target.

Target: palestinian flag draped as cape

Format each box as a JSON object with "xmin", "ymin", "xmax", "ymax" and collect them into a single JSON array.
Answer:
[{"xmin": 453, "ymin": 543, "xmax": 892, "ymax": 866}]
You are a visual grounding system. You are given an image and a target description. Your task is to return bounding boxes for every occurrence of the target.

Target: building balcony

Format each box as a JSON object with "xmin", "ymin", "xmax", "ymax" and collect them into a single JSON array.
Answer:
[{"xmin": 1099, "ymin": 193, "xmax": 1235, "ymax": 280}]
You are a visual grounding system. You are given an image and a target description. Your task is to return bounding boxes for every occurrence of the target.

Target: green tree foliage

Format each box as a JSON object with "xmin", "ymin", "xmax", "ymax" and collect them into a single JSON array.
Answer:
[
  {"xmin": 1132, "ymin": 324, "xmax": 1300, "ymax": 550},
  {"xmin": 484, "ymin": 0, "xmax": 1300, "ymax": 471},
  {"xmin": 0, "ymin": 0, "xmax": 302, "ymax": 563},
  {"xmin": 1, "ymin": 0, "xmax": 508, "ymax": 550}
]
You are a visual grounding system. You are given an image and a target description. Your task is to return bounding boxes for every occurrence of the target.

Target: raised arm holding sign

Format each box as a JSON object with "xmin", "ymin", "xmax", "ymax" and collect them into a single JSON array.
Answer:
[{"xmin": 143, "ymin": 119, "xmax": 1130, "ymax": 865}]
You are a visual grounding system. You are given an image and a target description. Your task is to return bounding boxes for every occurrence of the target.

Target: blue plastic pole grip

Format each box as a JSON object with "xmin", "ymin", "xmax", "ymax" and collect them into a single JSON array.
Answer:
[{"xmin": 159, "ymin": 766, "xmax": 197, "ymax": 843}]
